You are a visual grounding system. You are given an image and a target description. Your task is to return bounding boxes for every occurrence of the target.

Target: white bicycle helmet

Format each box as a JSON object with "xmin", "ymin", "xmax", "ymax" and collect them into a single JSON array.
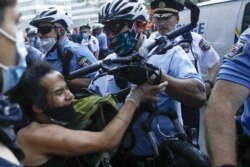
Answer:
[
  {"xmin": 27, "ymin": 28, "xmax": 37, "ymax": 37},
  {"xmin": 30, "ymin": 7, "xmax": 72, "ymax": 29},
  {"xmin": 92, "ymin": 23, "xmax": 104, "ymax": 30},
  {"xmin": 99, "ymin": 0, "xmax": 149, "ymax": 23}
]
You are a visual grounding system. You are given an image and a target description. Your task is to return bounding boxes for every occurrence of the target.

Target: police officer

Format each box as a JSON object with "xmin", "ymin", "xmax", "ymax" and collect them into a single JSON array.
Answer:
[
  {"xmin": 92, "ymin": 23, "xmax": 109, "ymax": 60},
  {"xmin": 80, "ymin": 24, "xmax": 100, "ymax": 59},
  {"xmin": 30, "ymin": 7, "xmax": 98, "ymax": 91},
  {"xmin": 150, "ymin": 0, "xmax": 220, "ymax": 139},
  {"xmin": 26, "ymin": 28, "xmax": 44, "ymax": 52},
  {"xmin": 205, "ymin": 27, "xmax": 250, "ymax": 167},
  {"xmin": 91, "ymin": 0, "xmax": 205, "ymax": 165}
]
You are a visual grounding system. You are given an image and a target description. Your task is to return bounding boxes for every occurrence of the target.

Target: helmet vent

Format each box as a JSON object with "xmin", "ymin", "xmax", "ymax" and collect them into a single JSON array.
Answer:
[
  {"xmin": 112, "ymin": 0, "xmax": 123, "ymax": 12},
  {"xmin": 119, "ymin": 6, "xmax": 133, "ymax": 15},
  {"xmin": 47, "ymin": 11, "xmax": 57, "ymax": 16}
]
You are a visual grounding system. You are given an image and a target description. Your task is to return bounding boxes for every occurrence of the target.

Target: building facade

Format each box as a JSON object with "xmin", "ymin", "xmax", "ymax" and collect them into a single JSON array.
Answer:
[{"xmin": 18, "ymin": 0, "xmax": 104, "ymax": 30}]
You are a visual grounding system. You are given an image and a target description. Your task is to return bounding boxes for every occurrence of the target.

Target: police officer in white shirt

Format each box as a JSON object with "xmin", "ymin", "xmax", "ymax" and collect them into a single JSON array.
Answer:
[
  {"xmin": 80, "ymin": 24, "xmax": 100, "ymax": 59},
  {"xmin": 150, "ymin": 0, "xmax": 220, "ymax": 141}
]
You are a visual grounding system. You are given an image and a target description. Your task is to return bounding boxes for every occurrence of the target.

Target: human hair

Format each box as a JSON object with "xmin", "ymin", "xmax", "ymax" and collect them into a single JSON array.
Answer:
[
  {"xmin": 0, "ymin": 0, "xmax": 17, "ymax": 26},
  {"xmin": 10, "ymin": 62, "xmax": 55, "ymax": 121}
]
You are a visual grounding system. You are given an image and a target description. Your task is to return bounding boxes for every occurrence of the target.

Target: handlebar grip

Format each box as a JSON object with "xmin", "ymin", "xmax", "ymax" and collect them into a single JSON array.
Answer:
[
  {"xmin": 184, "ymin": 0, "xmax": 200, "ymax": 26},
  {"xmin": 167, "ymin": 23, "xmax": 194, "ymax": 40},
  {"xmin": 69, "ymin": 63, "xmax": 101, "ymax": 80}
]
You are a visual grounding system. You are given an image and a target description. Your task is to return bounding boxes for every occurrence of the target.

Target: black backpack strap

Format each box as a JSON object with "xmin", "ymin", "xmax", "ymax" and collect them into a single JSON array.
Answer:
[
  {"xmin": 56, "ymin": 46, "xmax": 74, "ymax": 81},
  {"xmin": 182, "ymin": 32, "xmax": 199, "ymax": 72}
]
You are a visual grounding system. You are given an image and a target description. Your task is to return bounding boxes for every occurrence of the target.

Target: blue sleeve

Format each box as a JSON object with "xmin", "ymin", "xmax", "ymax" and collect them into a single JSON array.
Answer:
[
  {"xmin": 217, "ymin": 29, "xmax": 250, "ymax": 89},
  {"xmin": 70, "ymin": 45, "xmax": 98, "ymax": 79},
  {"xmin": 26, "ymin": 46, "xmax": 41, "ymax": 64}
]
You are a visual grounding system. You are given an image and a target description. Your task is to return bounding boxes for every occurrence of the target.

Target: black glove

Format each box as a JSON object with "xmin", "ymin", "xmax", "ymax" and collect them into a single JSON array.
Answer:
[{"xmin": 121, "ymin": 62, "xmax": 162, "ymax": 85}]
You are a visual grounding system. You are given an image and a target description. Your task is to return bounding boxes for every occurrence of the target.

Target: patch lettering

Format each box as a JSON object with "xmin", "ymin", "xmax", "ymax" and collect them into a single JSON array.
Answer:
[{"xmin": 78, "ymin": 57, "xmax": 92, "ymax": 67}]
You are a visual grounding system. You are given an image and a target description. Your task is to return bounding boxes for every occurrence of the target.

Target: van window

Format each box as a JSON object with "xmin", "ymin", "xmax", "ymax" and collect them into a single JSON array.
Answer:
[{"xmin": 242, "ymin": 3, "xmax": 250, "ymax": 32}]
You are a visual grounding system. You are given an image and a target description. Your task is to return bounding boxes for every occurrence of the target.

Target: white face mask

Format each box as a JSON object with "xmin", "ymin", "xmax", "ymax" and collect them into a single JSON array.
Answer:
[
  {"xmin": 40, "ymin": 37, "xmax": 57, "ymax": 52},
  {"xmin": 0, "ymin": 28, "xmax": 27, "ymax": 94}
]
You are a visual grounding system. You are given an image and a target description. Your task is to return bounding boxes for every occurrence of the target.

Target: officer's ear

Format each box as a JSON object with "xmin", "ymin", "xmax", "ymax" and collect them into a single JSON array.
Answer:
[
  {"xmin": 56, "ymin": 27, "xmax": 66, "ymax": 36},
  {"xmin": 176, "ymin": 14, "xmax": 180, "ymax": 23}
]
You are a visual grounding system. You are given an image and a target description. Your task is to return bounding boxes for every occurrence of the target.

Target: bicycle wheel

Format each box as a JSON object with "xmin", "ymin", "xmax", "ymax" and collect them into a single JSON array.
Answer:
[{"xmin": 158, "ymin": 140, "xmax": 210, "ymax": 167}]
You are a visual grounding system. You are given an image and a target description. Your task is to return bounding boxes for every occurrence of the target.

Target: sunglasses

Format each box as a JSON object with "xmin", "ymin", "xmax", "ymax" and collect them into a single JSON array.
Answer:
[
  {"xmin": 104, "ymin": 21, "xmax": 132, "ymax": 34},
  {"xmin": 37, "ymin": 26, "xmax": 57, "ymax": 35}
]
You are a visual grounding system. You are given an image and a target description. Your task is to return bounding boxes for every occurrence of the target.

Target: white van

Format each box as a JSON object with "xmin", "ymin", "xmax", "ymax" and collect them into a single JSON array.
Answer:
[{"xmin": 177, "ymin": 0, "xmax": 250, "ymax": 57}]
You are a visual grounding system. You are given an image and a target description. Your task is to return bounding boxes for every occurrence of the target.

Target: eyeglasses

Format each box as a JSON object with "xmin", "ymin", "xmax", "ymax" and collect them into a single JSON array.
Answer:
[
  {"xmin": 37, "ymin": 26, "xmax": 57, "ymax": 35},
  {"xmin": 104, "ymin": 21, "xmax": 132, "ymax": 34}
]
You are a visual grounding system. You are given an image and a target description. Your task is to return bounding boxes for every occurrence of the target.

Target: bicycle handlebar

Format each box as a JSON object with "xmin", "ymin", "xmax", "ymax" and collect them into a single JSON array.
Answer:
[
  {"xmin": 69, "ymin": 0, "xmax": 200, "ymax": 80},
  {"xmin": 69, "ymin": 63, "xmax": 101, "ymax": 80},
  {"xmin": 69, "ymin": 53, "xmax": 145, "ymax": 80}
]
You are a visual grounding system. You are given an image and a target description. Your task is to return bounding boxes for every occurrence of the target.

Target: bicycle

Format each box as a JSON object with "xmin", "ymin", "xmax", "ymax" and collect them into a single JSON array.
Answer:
[{"xmin": 68, "ymin": 1, "xmax": 209, "ymax": 166}]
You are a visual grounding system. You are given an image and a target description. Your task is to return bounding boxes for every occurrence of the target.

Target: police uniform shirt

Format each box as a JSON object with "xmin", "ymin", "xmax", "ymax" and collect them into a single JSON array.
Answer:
[
  {"xmin": 81, "ymin": 35, "xmax": 99, "ymax": 53},
  {"xmin": 90, "ymin": 35, "xmax": 153, "ymax": 98},
  {"xmin": 96, "ymin": 32, "xmax": 108, "ymax": 50},
  {"xmin": 91, "ymin": 38, "xmax": 204, "ymax": 156},
  {"xmin": 176, "ymin": 32, "xmax": 220, "ymax": 74},
  {"xmin": 217, "ymin": 27, "xmax": 250, "ymax": 136},
  {"xmin": 147, "ymin": 44, "xmax": 204, "ymax": 124},
  {"xmin": 45, "ymin": 35, "xmax": 98, "ymax": 78},
  {"xmin": 149, "ymin": 31, "xmax": 161, "ymax": 40}
]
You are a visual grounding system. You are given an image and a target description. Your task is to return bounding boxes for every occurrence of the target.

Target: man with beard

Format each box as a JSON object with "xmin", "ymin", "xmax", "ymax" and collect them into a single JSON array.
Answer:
[{"xmin": 12, "ymin": 61, "xmax": 166, "ymax": 167}]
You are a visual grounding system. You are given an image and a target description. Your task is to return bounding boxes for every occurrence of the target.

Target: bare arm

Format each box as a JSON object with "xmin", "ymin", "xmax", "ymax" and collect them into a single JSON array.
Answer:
[
  {"xmin": 18, "ymin": 101, "xmax": 136, "ymax": 157},
  {"xmin": 68, "ymin": 78, "xmax": 92, "ymax": 89},
  {"xmin": 17, "ymin": 83, "xmax": 166, "ymax": 157},
  {"xmin": 205, "ymin": 80, "xmax": 249, "ymax": 167},
  {"xmin": 93, "ymin": 50, "xmax": 99, "ymax": 60},
  {"xmin": 207, "ymin": 61, "xmax": 220, "ymax": 83},
  {"xmin": 205, "ymin": 61, "xmax": 220, "ymax": 96},
  {"xmin": 161, "ymin": 74, "xmax": 206, "ymax": 107}
]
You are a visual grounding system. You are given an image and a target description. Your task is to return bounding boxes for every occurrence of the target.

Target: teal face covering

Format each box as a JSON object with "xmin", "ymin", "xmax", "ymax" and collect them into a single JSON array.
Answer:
[
  {"xmin": 0, "ymin": 28, "xmax": 27, "ymax": 94},
  {"xmin": 110, "ymin": 30, "xmax": 138, "ymax": 57}
]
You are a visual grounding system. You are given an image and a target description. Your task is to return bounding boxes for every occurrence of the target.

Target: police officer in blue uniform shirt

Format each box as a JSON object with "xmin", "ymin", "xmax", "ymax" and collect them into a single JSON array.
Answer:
[
  {"xmin": 30, "ymin": 7, "xmax": 98, "ymax": 91},
  {"xmin": 205, "ymin": 28, "xmax": 250, "ymax": 167},
  {"xmin": 91, "ymin": 0, "xmax": 205, "ymax": 164}
]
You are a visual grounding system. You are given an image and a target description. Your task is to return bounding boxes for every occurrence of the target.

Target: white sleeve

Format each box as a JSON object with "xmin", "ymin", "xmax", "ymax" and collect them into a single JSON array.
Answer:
[
  {"xmin": 89, "ymin": 36, "xmax": 99, "ymax": 52},
  {"xmin": 191, "ymin": 33, "xmax": 220, "ymax": 71}
]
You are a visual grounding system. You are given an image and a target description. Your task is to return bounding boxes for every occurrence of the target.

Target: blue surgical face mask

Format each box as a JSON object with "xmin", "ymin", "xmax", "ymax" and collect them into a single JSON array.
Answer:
[
  {"xmin": 81, "ymin": 32, "xmax": 89, "ymax": 39},
  {"xmin": 110, "ymin": 30, "xmax": 138, "ymax": 57},
  {"xmin": 0, "ymin": 28, "xmax": 27, "ymax": 94},
  {"xmin": 40, "ymin": 37, "xmax": 57, "ymax": 52},
  {"xmin": 29, "ymin": 37, "xmax": 36, "ymax": 43}
]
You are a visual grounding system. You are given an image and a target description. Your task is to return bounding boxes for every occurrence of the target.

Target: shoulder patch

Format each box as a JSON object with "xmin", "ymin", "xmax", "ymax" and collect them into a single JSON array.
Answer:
[
  {"xmin": 199, "ymin": 39, "xmax": 211, "ymax": 51},
  {"xmin": 227, "ymin": 40, "xmax": 246, "ymax": 59},
  {"xmin": 78, "ymin": 57, "xmax": 92, "ymax": 67}
]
